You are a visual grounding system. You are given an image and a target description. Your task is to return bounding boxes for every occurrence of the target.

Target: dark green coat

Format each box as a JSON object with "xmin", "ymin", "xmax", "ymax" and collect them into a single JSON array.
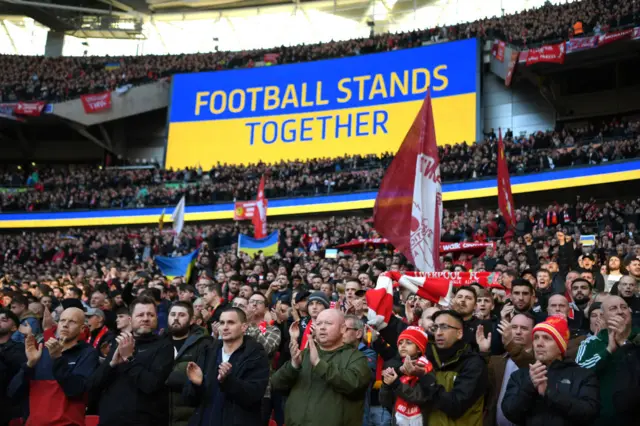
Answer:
[
  {"xmin": 271, "ymin": 343, "xmax": 371, "ymax": 426},
  {"xmin": 165, "ymin": 326, "xmax": 213, "ymax": 426}
]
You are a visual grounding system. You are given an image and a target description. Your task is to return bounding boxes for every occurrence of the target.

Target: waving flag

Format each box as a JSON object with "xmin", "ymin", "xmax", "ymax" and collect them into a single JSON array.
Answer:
[
  {"xmin": 155, "ymin": 249, "xmax": 199, "ymax": 281},
  {"xmin": 252, "ymin": 175, "xmax": 268, "ymax": 239},
  {"xmin": 172, "ymin": 196, "xmax": 186, "ymax": 236},
  {"xmin": 497, "ymin": 129, "xmax": 516, "ymax": 228},
  {"xmin": 238, "ymin": 231, "xmax": 279, "ymax": 257},
  {"xmin": 373, "ymin": 92, "xmax": 442, "ymax": 272}
]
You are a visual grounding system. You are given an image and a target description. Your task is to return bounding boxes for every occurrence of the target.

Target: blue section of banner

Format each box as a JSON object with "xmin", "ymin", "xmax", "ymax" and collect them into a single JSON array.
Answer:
[
  {"xmin": 238, "ymin": 231, "xmax": 279, "ymax": 249},
  {"xmin": 168, "ymin": 38, "xmax": 478, "ymax": 123}
]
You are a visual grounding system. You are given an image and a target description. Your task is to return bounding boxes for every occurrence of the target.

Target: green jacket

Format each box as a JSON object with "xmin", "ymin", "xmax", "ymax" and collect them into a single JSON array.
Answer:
[
  {"xmin": 271, "ymin": 343, "xmax": 371, "ymax": 426},
  {"xmin": 165, "ymin": 326, "xmax": 213, "ymax": 426},
  {"xmin": 575, "ymin": 328, "xmax": 640, "ymax": 424}
]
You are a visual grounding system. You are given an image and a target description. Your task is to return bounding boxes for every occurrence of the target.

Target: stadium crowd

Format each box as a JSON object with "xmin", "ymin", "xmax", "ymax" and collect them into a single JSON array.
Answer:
[
  {"xmin": 1, "ymin": 120, "xmax": 639, "ymax": 212},
  {"xmin": 1, "ymin": 191, "xmax": 640, "ymax": 426},
  {"xmin": 0, "ymin": 0, "xmax": 638, "ymax": 103}
]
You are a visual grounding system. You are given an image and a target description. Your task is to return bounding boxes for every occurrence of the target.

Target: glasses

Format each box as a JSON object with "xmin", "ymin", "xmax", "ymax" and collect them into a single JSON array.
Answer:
[
  {"xmin": 232, "ymin": 303, "xmax": 247, "ymax": 308},
  {"xmin": 429, "ymin": 324, "xmax": 461, "ymax": 332},
  {"xmin": 345, "ymin": 327, "xmax": 360, "ymax": 331},
  {"xmin": 249, "ymin": 300, "xmax": 266, "ymax": 305}
]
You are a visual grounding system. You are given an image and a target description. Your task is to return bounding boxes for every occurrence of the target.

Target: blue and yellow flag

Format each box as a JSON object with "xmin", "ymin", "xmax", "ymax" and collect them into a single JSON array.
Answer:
[
  {"xmin": 155, "ymin": 249, "xmax": 199, "ymax": 281},
  {"xmin": 105, "ymin": 62, "xmax": 121, "ymax": 71},
  {"xmin": 238, "ymin": 231, "xmax": 279, "ymax": 257}
]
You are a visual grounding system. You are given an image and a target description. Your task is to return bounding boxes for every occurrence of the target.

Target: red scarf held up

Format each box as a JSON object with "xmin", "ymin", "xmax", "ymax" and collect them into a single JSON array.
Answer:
[
  {"xmin": 87, "ymin": 326, "xmax": 109, "ymax": 349},
  {"xmin": 300, "ymin": 319, "xmax": 313, "ymax": 350}
]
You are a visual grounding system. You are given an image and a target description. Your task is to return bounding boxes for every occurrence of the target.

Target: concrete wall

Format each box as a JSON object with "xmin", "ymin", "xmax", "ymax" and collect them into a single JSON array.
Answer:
[
  {"xmin": 52, "ymin": 80, "xmax": 170, "ymax": 126},
  {"xmin": 44, "ymin": 31, "xmax": 65, "ymax": 58},
  {"xmin": 482, "ymin": 73, "xmax": 556, "ymax": 136}
]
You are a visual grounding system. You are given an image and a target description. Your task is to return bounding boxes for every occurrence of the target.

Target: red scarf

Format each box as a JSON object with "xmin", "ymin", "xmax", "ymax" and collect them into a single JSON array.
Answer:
[
  {"xmin": 546, "ymin": 211, "xmax": 558, "ymax": 226},
  {"xmin": 87, "ymin": 326, "xmax": 109, "ymax": 349},
  {"xmin": 394, "ymin": 356, "xmax": 432, "ymax": 426},
  {"xmin": 300, "ymin": 319, "xmax": 313, "ymax": 350},
  {"xmin": 258, "ymin": 321, "xmax": 267, "ymax": 334}
]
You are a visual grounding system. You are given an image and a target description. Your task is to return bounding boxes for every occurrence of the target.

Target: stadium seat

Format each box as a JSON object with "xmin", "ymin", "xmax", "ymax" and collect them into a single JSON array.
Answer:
[{"xmin": 85, "ymin": 416, "xmax": 100, "ymax": 426}]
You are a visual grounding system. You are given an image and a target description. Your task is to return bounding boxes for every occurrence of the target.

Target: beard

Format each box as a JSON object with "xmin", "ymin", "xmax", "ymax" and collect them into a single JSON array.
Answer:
[{"xmin": 169, "ymin": 322, "xmax": 190, "ymax": 338}]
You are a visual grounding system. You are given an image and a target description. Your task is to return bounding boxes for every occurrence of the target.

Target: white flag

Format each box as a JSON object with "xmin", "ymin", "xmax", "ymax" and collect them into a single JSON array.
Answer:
[{"xmin": 172, "ymin": 196, "xmax": 186, "ymax": 236}]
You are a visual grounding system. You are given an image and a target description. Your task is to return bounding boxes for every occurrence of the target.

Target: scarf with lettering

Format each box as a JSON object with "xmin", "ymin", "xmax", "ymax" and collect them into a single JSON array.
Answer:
[{"xmin": 394, "ymin": 356, "xmax": 432, "ymax": 426}]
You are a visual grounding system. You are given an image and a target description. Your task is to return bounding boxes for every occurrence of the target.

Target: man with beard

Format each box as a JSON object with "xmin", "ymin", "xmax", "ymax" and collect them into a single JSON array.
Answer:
[
  {"xmin": 0, "ymin": 309, "xmax": 26, "ymax": 426},
  {"xmin": 9, "ymin": 307, "xmax": 98, "ymax": 426},
  {"xmin": 165, "ymin": 302, "xmax": 212, "ymax": 426},
  {"xmin": 569, "ymin": 278, "xmax": 593, "ymax": 332},
  {"xmin": 89, "ymin": 296, "xmax": 174, "ymax": 426},
  {"xmin": 451, "ymin": 286, "xmax": 492, "ymax": 350},
  {"xmin": 615, "ymin": 275, "xmax": 640, "ymax": 327}
]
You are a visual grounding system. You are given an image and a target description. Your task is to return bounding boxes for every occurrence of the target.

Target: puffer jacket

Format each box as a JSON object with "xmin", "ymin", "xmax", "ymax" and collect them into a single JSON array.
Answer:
[
  {"xmin": 165, "ymin": 326, "xmax": 212, "ymax": 426},
  {"xmin": 271, "ymin": 343, "xmax": 371, "ymax": 426},
  {"xmin": 501, "ymin": 359, "xmax": 600, "ymax": 426}
]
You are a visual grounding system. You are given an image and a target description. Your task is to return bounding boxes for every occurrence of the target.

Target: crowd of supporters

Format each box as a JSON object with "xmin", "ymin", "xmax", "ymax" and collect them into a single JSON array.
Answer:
[
  {"xmin": 1, "ymin": 0, "xmax": 638, "ymax": 103},
  {"xmin": 1, "ymin": 192, "xmax": 640, "ymax": 425},
  {"xmin": 1, "ymin": 120, "xmax": 638, "ymax": 212}
]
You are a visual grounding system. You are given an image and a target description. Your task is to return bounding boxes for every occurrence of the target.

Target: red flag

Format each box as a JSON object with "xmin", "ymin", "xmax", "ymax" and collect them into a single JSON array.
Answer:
[
  {"xmin": 252, "ymin": 176, "xmax": 268, "ymax": 238},
  {"xmin": 373, "ymin": 92, "xmax": 442, "ymax": 272},
  {"xmin": 497, "ymin": 129, "xmax": 516, "ymax": 228}
]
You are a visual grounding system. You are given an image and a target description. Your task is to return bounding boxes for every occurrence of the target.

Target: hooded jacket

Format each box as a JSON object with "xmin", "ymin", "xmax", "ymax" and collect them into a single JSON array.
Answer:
[
  {"xmin": 271, "ymin": 343, "xmax": 371, "ymax": 426},
  {"xmin": 501, "ymin": 359, "xmax": 600, "ymax": 426},
  {"xmin": 165, "ymin": 326, "xmax": 212, "ymax": 426},
  {"xmin": 88, "ymin": 333, "xmax": 174, "ymax": 426}
]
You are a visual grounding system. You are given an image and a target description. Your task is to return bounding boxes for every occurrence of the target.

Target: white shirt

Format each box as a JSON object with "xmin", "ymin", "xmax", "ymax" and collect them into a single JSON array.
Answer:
[{"xmin": 496, "ymin": 358, "xmax": 519, "ymax": 426}]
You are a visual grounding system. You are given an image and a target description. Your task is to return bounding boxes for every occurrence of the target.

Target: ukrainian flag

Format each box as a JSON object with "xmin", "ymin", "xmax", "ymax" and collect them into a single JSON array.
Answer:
[
  {"xmin": 155, "ymin": 249, "xmax": 199, "ymax": 281},
  {"xmin": 238, "ymin": 231, "xmax": 279, "ymax": 257},
  {"xmin": 105, "ymin": 62, "xmax": 121, "ymax": 71}
]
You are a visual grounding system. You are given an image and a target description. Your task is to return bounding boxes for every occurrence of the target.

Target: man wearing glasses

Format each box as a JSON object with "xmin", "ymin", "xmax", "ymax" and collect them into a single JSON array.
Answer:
[{"xmin": 403, "ymin": 310, "xmax": 487, "ymax": 425}]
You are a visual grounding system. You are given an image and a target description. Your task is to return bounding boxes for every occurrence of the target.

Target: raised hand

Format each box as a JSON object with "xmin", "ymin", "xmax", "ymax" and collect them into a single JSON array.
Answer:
[
  {"xmin": 186, "ymin": 361, "xmax": 204, "ymax": 386},
  {"xmin": 45, "ymin": 338, "xmax": 64, "ymax": 359},
  {"xmin": 115, "ymin": 332, "xmax": 135, "ymax": 360},
  {"xmin": 25, "ymin": 333, "xmax": 43, "ymax": 368},
  {"xmin": 475, "ymin": 325, "xmax": 492, "ymax": 353},
  {"xmin": 307, "ymin": 332, "xmax": 320, "ymax": 366},
  {"xmin": 289, "ymin": 340, "xmax": 302, "ymax": 369},
  {"xmin": 497, "ymin": 319, "xmax": 513, "ymax": 345},
  {"xmin": 217, "ymin": 362, "xmax": 232, "ymax": 382},
  {"xmin": 289, "ymin": 320, "xmax": 301, "ymax": 342}
]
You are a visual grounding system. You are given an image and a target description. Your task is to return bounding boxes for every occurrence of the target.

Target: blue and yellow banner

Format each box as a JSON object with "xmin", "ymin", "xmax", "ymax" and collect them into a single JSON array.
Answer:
[
  {"xmin": 166, "ymin": 38, "xmax": 479, "ymax": 168},
  {"xmin": 155, "ymin": 249, "xmax": 199, "ymax": 280},
  {"xmin": 0, "ymin": 160, "xmax": 638, "ymax": 228},
  {"xmin": 238, "ymin": 231, "xmax": 279, "ymax": 257}
]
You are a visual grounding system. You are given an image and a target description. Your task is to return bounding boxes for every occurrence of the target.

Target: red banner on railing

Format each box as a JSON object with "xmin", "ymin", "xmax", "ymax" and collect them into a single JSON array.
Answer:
[
  {"xmin": 526, "ymin": 42, "xmax": 566, "ymax": 66},
  {"xmin": 598, "ymin": 28, "xmax": 633, "ymax": 46},
  {"xmin": 491, "ymin": 40, "xmax": 506, "ymax": 62},
  {"xmin": 14, "ymin": 101, "xmax": 46, "ymax": 117},
  {"xmin": 81, "ymin": 92, "xmax": 112, "ymax": 113},
  {"xmin": 505, "ymin": 50, "xmax": 519, "ymax": 87}
]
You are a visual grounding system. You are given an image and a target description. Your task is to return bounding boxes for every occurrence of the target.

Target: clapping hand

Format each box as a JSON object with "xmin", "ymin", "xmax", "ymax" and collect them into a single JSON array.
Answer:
[
  {"xmin": 45, "ymin": 338, "xmax": 64, "ymax": 359},
  {"xmin": 382, "ymin": 367, "xmax": 398, "ymax": 385},
  {"xmin": 218, "ymin": 362, "xmax": 232, "ymax": 382},
  {"xmin": 529, "ymin": 361, "xmax": 548, "ymax": 395},
  {"xmin": 290, "ymin": 340, "xmax": 303, "ymax": 369},
  {"xmin": 475, "ymin": 325, "xmax": 492, "ymax": 353},
  {"xmin": 307, "ymin": 332, "xmax": 320, "ymax": 367},
  {"xmin": 25, "ymin": 333, "xmax": 43, "ymax": 368},
  {"xmin": 186, "ymin": 361, "xmax": 204, "ymax": 386},
  {"xmin": 497, "ymin": 319, "xmax": 513, "ymax": 346},
  {"xmin": 289, "ymin": 320, "xmax": 301, "ymax": 342}
]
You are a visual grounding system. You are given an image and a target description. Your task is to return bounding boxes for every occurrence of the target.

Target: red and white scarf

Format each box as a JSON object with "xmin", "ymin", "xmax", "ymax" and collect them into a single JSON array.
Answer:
[{"xmin": 394, "ymin": 356, "xmax": 433, "ymax": 426}]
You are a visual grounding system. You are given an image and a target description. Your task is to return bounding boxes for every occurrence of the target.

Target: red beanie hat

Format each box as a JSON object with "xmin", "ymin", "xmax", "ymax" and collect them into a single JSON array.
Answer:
[
  {"xmin": 398, "ymin": 326, "xmax": 429, "ymax": 355},
  {"xmin": 532, "ymin": 315, "xmax": 570, "ymax": 355}
]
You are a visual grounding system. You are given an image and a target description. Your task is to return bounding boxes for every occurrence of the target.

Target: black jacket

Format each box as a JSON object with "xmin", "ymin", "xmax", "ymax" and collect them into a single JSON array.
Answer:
[
  {"xmin": 88, "ymin": 333, "xmax": 174, "ymax": 426},
  {"xmin": 613, "ymin": 342, "xmax": 640, "ymax": 426},
  {"xmin": 166, "ymin": 327, "xmax": 213, "ymax": 426},
  {"xmin": 0, "ymin": 339, "xmax": 26, "ymax": 426},
  {"xmin": 501, "ymin": 359, "xmax": 600, "ymax": 426},
  {"xmin": 183, "ymin": 336, "xmax": 269, "ymax": 426}
]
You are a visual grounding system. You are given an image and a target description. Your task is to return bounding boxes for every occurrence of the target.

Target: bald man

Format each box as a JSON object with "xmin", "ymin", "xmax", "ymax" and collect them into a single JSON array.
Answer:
[
  {"xmin": 8, "ymin": 307, "xmax": 99, "ymax": 426},
  {"xmin": 577, "ymin": 295, "xmax": 640, "ymax": 425},
  {"xmin": 272, "ymin": 309, "xmax": 372, "ymax": 426}
]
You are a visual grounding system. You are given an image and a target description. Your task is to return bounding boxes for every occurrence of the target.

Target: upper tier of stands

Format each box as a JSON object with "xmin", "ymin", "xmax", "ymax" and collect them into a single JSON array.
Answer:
[
  {"xmin": 0, "ymin": 0, "xmax": 637, "ymax": 103},
  {"xmin": 1, "ymin": 119, "xmax": 637, "ymax": 212}
]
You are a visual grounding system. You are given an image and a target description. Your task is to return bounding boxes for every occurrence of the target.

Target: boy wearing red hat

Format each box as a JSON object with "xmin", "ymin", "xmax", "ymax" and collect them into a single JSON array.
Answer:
[{"xmin": 501, "ymin": 315, "xmax": 600, "ymax": 425}]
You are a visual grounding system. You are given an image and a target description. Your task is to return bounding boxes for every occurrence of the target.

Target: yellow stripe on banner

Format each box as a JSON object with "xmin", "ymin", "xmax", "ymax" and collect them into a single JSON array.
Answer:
[{"xmin": 1, "ymin": 169, "xmax": 638, "ymax": 229}]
